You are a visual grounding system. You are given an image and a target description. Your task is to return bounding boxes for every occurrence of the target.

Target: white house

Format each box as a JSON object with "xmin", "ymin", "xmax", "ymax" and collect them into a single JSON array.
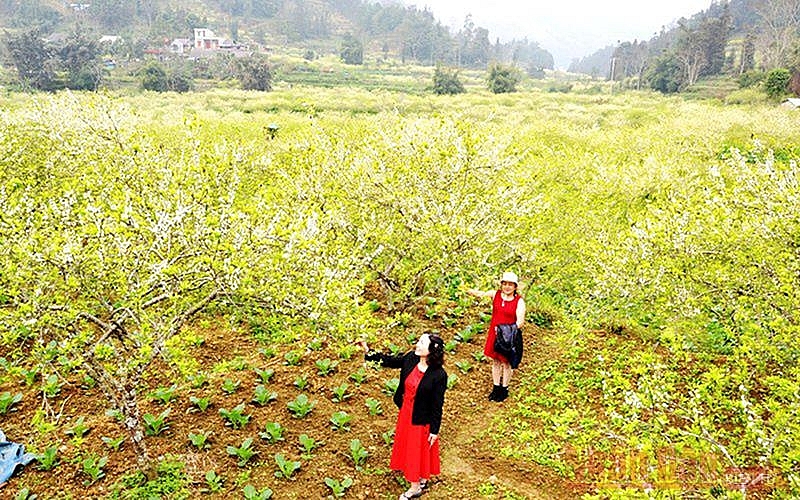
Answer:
[
  {"xmin": 194, "ymin": 28, "xmax": 224, "ymax": 50},
  {"xmin": 99, "ymin": 35, "xmax": 122, "ymax": 44}
]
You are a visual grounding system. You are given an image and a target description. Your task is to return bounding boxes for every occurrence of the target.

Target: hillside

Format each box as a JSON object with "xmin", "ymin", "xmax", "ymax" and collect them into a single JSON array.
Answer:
[
  {"xmin": 0, "ymin": 0, "xmax": 554, "ymax": 71},
  {"xmin": 568, "ymin": 0, "xmax": 799, "ymax": 97}
]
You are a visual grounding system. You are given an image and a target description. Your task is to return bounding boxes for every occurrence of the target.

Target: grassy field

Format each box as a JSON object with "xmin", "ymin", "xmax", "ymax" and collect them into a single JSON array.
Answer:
[{"xmin": 1, "ymin": 84, "xmax": 799, "ymax": 498}]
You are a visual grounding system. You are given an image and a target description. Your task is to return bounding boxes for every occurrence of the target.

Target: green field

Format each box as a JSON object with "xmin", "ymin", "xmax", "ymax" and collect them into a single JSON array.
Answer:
[{"xmin": 1, "ymin": 85, "xmax": 799, "ymax": 498}]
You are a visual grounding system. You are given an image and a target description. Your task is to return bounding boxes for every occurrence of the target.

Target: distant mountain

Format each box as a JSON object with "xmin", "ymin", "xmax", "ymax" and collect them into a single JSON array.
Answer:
[
  {"xmin": 568, "ymin": 0, "xmax": 799, "ymax": 95},
  {"xmin": 568, "ymin": 45, "xmax": 614, "ymax": 77}
]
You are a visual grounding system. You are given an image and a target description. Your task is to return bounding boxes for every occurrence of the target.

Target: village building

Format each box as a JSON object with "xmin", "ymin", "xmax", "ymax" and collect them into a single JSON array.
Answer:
[
  {"xmin": 170, "ymin": 38, "xmax": 192, "ymax": 54},
  {"xmin": 194, "ymin": 28, "xmax": 231, "ymax": 51},
  {"xmin": 781, "ymin": 98, "xmax": 800, "ymax": 109}
]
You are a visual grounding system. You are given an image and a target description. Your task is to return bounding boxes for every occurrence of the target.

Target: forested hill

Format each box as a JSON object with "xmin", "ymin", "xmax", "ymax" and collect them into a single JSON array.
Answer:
[
  {"xmin": 568, "ymin": 0, "xmax": 800, "ymax": 96},
  {"xmin": 0, "ymin": 0, "xmax": 554, "ymax": 71}
]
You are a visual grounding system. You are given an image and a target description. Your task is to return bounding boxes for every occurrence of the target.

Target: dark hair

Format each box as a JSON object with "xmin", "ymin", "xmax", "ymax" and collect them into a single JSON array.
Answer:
[{"xmin": 426, "ymin": 334, "xmax": 445, "ymax": 368}]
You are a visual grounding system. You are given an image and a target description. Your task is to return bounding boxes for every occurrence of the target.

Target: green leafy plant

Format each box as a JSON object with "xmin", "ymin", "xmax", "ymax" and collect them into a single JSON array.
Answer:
[
  {"xmin": 293, "ymin": 374, "xmax": 309, "ymax": 391},
  {"xmin": 388, "ymin": 343, "xmax": 404, "ymax": 356},
  {"xmin": 330, "ymin": 411, "xmax": 352, "ymax": 431},
  {"xmin": 81, "ymin": 454, "xmax": 108, "ymax": 483},
  {"xmin": 447, "ymin": 374, "xmax": 458, "ymax": 389},
  {"xmin": 258, "ymin": 347, "xmax": 276, "ymax": 359},
  {"xmin": 189, "ymin": 396, "xmax": 212, "ymax": 412},
  {"xmin": 337, "ymin": 345, "xmax": 358, "ymax": 360},
  {"xmin": 315, "ymin": 358, "xmax": 338, "ymax": 376},
  {"xmin": 283, "ymin": 350, "xmax": 304, "ymax": 366},
  {"xmin": 227, "ymin": 438, "xmax": 257, "ymax": 467},
  {"xmin": 42, "ymin": 374, "xmax": 62, "ymax": 398},
  {"xmin": 242, "ymin": 484, "xmax": 273, "ymax": 499},
  {"xmin": 348, "ymin": 439, "xmax": 368, "ymax": 468},
  {"xmin": 20, "ymin": 367, "xmax": 39, "ymax": 386},
  {"xmin": 149, "ymin": 385, "xmax": 178, "ymax": 405},
  {"xmin": 81, "ymin": 374, "xmax": 97, "ymax": 389},
  {"xmin": 307, "ymin": 337, "xmax": 324, "ymax": 350},
  {"xmin": 101, "ymin": 435, "xmax": 125, "ymax": 451},
  {"xmin": 14, "ymin": 487, "xmax": 37, "ymax": 500},
  {"xmin": 455, "ymin": 360, "xmax": 473, "ymax": 374},
  {"xmin": 253, "ymin": 367, "xmax": 275, "ymax": 384},
  {"xmin": 259, "ymin": 422, "xmax": 285, "ymax": 444},
  {"xmin": 325, "ymin": 475, "xmax": 354, "ymax": 497},
  {"xmin": 143, "ymin": 409, "xmax": 170, "ymax": 436},
  {"xmin": 221, "ymin": 378, "xmax": 241, "ymax": 394},
  {"xmin": 298, "ymin": 434, "xmax": 319, "ymax": 459},
  {"xmin": 472, "ymin": 351, "xmax": 488, "ymax": 362},
  {"xmin": 365, "ymin": 397, "xmax": 383, "ymax": 415},
  {"xmin": 202, "ymin": 470, "xmax": 224, "ymax": 493},
  {"xmin": 36, "ymin": 446, "xmax": 58, "ymax": 471},
  {"xmin": 381, "ymin": 429, "xmax": 394, "ymax": 446},
  {"xmin": 382, "ymin": 378, "xmax": 399, "ymax": 396},
  {"xmin": 349, "ymin": 367, "xmax": 368, "ymax": 385},
  {"xmin": 0, "ymin": 392, "xmax": 23, "ymax": 414},
  {"xmin": 287, "ymin": 394, "xmax": 315, "ymax": 418},
  {"xmin": 65, "ymin": 416, "xmax": 90, "ymax": 439},
  {"xmin": 456, "ymin": 325, "xmax": 478, "ymax": 343},
  {"xmin": 331, "ymin": 382, "xmax": 351, "ymax": 403},
  {"xmin": 219, "ymin": 403, "xmax": 251, "ymax": 429},
  {"xmin": 274, "ymin": 453, "xmax": 301, "ymax": 479},
  {"xmin": 188, "ymin": 372, "xmax": 209, "ymax": 388},
  {"xmin": 189, "ymin": 430, "xmax": 212, "ymax": 449},
  {"xmin": 252, "ymin": 385, "xmax": 278, "ymax": 406},
  {"xmin": 444, "ymin": 339, "xmax": 458, "ymax": 354}
]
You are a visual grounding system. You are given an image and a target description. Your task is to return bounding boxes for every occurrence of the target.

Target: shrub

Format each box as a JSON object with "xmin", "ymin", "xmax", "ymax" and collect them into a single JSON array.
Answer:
[
  {"xmin": 724, "ymin": 88, "xmax": 768, "ymax": 105},
  {"xmin": 764, "ymin": 68, "xmax": 790, "ymax": 99},
  {"xmin": 738, "ymin": 70, "xmax": 765, "ymax": 89},
  {"xmin": 487, "ymin": 62, "xmax": 521, "ymax": 94},
  {"xmin": 237, "ymin": 55, "xmax": 272, "ymax": 91},
  {"xmin": 432, "ymin": 65, "xmax": 465, "ymax": 95}
]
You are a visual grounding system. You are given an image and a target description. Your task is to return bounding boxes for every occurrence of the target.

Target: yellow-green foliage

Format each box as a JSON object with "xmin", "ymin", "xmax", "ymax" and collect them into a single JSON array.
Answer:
[{"xmin": 2, "ymin": 87, "xmax": 800, "ymax": 494}]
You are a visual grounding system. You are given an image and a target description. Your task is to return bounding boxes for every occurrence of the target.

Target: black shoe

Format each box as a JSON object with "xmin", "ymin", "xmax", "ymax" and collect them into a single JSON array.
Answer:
[
  {"xmin": 496, "ymin": 386, "xmax": 509, "ymax": 402},
  {"xmin": 488, "ymin": 385, "xmax": 501, "ymax": 401}
]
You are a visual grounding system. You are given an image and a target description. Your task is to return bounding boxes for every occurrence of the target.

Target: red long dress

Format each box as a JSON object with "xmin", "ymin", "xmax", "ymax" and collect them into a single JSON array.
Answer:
[
  {"xmin": 390, "ymin": 366, "xmax": 440, "ymax": 482},
  {"xmin": 484, "ymin": 290, "xmax": 520, "ymax": 363}
]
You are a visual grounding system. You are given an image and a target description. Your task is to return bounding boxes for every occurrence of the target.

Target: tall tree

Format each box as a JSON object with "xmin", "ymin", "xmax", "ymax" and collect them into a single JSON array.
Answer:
[
  {"xmin": 60, "ymin": 28, "xmax": 103, "ymax": 90},
  {"xmin": 754, "ymin": 0, "xmax": 800, "ymax": 69},
  {"xmin": 340, "ymin": 33, "xmax": 363, "ymax": 65},
  {"xmin": 739, "ymin": 30, "xmax": 757, "ymax": 75},
  {"xmin": 4, "ymin": 28, "xmax": 57, "ymax": 90}
]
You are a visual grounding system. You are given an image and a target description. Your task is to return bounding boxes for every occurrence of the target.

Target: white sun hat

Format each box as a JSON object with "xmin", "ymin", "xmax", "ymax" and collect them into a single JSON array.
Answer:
[{"xmin": 500, "ymin": 271, "xmax": 519, "ymax": 285}]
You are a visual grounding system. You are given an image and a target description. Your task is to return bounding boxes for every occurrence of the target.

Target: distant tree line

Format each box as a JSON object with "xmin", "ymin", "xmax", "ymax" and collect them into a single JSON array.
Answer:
[
  {"xmin": 0, "ymin": 0, "xmax": 554, "ymax": 72},
  {"xmin": 569, "ymin": 0, "xmax": 800, "ymax": 97}
]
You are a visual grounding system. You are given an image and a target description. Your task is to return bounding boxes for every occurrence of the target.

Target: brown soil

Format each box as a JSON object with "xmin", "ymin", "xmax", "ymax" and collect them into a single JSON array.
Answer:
[{"xmin": 0, "ymin": 302, "xmax": 582, "ymax": 499}]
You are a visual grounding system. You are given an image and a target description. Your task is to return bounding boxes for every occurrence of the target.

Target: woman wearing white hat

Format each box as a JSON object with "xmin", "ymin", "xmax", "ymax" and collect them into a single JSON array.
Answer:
[{"xmin": 467, "ymin": 271, "xmax": 526, "ymax": 402}]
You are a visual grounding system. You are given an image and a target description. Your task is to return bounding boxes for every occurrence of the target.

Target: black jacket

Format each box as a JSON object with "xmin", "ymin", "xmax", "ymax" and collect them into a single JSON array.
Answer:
[{"xmin": 365, "ymin": 350, "xmax": 447, "ymax": 435}]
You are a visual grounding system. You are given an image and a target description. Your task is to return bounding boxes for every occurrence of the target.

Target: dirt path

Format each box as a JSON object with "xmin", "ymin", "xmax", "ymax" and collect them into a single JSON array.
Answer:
[{"xmin": 420, "ymin": 340, "xmax": 572, "ymax": 500}]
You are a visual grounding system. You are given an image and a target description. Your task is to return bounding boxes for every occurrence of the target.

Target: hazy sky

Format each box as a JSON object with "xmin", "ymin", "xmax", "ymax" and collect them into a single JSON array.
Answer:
[{"xmin": 418, "ymin": 0, "xmax": 714, "ymax": 68}]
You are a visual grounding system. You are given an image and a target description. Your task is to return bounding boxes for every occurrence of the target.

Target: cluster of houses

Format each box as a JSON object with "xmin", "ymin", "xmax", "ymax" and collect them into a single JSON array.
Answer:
[{"xmin": 155, "ymin": 28, "xmax": 252, "ymax": 59}]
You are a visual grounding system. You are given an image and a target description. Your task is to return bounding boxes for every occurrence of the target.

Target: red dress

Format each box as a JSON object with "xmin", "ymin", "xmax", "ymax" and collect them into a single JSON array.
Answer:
[
  {"xmin": 390, "ymin": 366, "xmax": 440, "ymax": 482},
  {"xmin": 484, "ymin": 290, "xmax": 520, "ymax": 363}
]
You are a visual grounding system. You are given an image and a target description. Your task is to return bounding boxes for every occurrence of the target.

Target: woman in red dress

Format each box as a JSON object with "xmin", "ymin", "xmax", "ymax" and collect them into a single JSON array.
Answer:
[
  {"xmin": 362, "ymin": 334, "xmax": 447, "ymax": 499},
  {"xmin": 468, "ymin": 271, "xmax": 526, "ymax": 402}
]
